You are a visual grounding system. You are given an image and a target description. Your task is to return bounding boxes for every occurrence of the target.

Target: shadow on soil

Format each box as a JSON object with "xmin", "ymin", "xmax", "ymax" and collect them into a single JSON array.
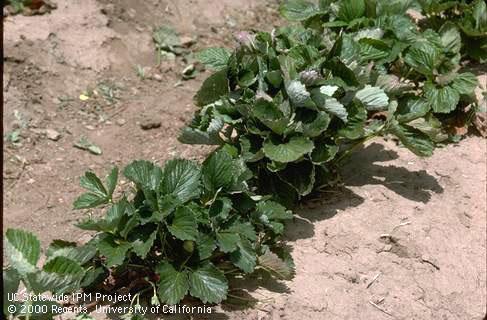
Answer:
[
  {"xmin": 344, "ymin": 142, "xmax": 443, "ymax": 203},
  {"xmin": 222, "ymin": 142, "xmax": 443, "ymax": 310},
  {"xmin": 287, "ymin": 142, "xmax": 443, "ymax": 241}
]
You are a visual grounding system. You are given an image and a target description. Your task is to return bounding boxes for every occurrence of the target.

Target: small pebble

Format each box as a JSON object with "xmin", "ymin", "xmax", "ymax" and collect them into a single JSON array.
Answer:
[
  {"xmin": 140, "ymin": 118, "xmax": 161, "ymax": 130},
  {"xmin": 45, "ymin": 128, "xmax": 61, "ymax": 141}
]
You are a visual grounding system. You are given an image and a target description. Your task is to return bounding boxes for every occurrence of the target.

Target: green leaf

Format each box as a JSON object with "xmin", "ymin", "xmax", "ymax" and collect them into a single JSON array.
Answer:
[
  {"xmin": 256, "ymin": 200, "xmax": 293, "ymax": 221},
  {"xmin": 258, "ymin": 250, "xmax": 295, "ymax": 280},
  {"xmin": 358, "ymin": 38, "xmax": 390, "ymax": 61},
  {"xmin": 106, "ymin": 167, "xmax": 119, "ymax": 198},
  {"xmin": 279, "ymin": 0, "xmax": 321, "ymax": 21},
  {"xmin": 263, "ymin": 136, "xmax": 314, "ymax": 163},
  {"xmin": 390, "ymin": 121, "xmax": 434, "ymax": 157},
  {"xmin": 450, "ymin": 72, "xmax": 478, "ymax": 96},
  {"xmin": 355, "ymin": 85, "xmax": 389, "ymax": 111},
  {"xmin": 97, "ymin": 234, "xmax": 131, "ymax": 267},
  {"xmin": 202, "ymin": 149, "xmax": 235, "ymax": 192},
  {"xmin": 338, "ymin": 0, "xmax": 366, "ymax": 22},
  {"xmin": 301, "ymin": 111, "xmax": 331, "ymax": 137},
  {"xmin": 404, "ymin": 41, "xmax": 440, "ymax": 77},
  {"xmin": 28, "ymin": 257, "xmax": 85, "ymax": 294},
  {"xmin": 277, "ymin": 161, "xmax": 315, "ymax": 196},
  {"xmin": 128, "ymin": 225, "xmax": 158, "ymax": 259},
  {"xmin": 168, "ymin": 207, "xmax": 198, "ymax": 241},
  {"xmin": 196, "ymin": 47, "xmax": 231, "ymax": 71},
  {"xmin": 396, "ymin": 97, "xmax": 430, "ymax": 123},
  {"xmin": 3, "ymin": 268, "xmax": 20, "ymax": 314},
  {"xmin": 80, "ymin": 267, "xmax": 106, "ymax": 289},
  {"xmin": 440, "ymin": 23, "xmax": 461, "ymax": 54},
  {"xmin": 161, "ymin": 159, "xmax": 201, "ymax": 203},
  {"xmin": 230, "ymin": 239, "xmax": 257, "ymax": 273},
  {"xmin": 216, "ymin": 232, "xmax": 240, "ymax": 253},
  {"xmin": 424, "ymin": 82, "xmax": 460, "ymax": 113},
  {"xmin": 5, "ymin": 229, "xmax": 40, "ymax": 275},
  {"xmin": 74, "ymin": 170, "xmax": 114, "ymax": 209},
  {"xmin": 195, "ymin": 69, "xmax": 229, "ymax": 107},
  {"xmin": 325, "ymin": 57, "xmax": 359, "ymax": 86},
  {"xmin": 73, "ymin": 193, "xmax": 108, "ymax": 209},
  {"xmin": 80, "ymin": 172, "xmax": 107, "ymax": 198},
  {"xmin": 252, "ymin": 99, "xmax": 289, "ymax": 135},
  {"xmin": 189, "ymin": 263, "xmax": 228, "ymax": 303},
  {"xmin": 338, "ymin": 102, "xmax": 367, "ymax": 139},
  {"xmin": 407, "ymin": 114, "xmax": 448, "ymax": 143},
  {"xmin": 311, "ymin": 143, "xmax": 339, "ymax": 164},
  {"xmin": 156, "ymin": 262, "xmax": 189, "ymax": 305},
  {"xmin": 178, "ymin": 117, "xmax": 224, "ymax": 145},
  {"xmin": 197, "ymin": 234, "xmax": 216, "ymax": 260},
  {"xmin": 124, "ymin": 160, "xmax": 160, "ymax": 191},
  {"xmin": 209, "ymin": 197, "xmax": 233, "ymax": 219},
  {"xmin": 46, "ymin": 240, "xmax": 96, "ymax": 265},
  {"xmin": 473, "ymin": 0, "xmax": 487, "ymax": 30}
]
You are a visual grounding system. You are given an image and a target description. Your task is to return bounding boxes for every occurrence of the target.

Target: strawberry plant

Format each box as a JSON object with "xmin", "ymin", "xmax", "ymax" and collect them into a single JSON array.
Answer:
[
  {"xmin": 415, "ymin": 0, "xmax": 487, "ymax": 62},
  {"xmin": 180, "ymin": 0, "xmax": 480, "ymax": 206},
  {"xmin": 4, "ymin": 1, "xmax": 483, "ymax": 318},
  {"xmin": 4, "ymin": 149, "xmax": 294, "ymax": 319}
]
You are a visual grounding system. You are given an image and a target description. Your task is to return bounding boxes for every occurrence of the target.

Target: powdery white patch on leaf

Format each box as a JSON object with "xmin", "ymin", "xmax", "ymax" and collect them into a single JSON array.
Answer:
[
  {"xmin": 355, "ymin": 85, "xmax": 389, "ymax": 111},
  {"xmin": 287, "ymin": 80, "xmax": 311, "ymax": 107}
]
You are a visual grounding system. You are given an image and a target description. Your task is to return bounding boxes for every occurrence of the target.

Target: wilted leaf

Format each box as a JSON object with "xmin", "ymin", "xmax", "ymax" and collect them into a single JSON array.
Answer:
[
  {"xmin": 258, "ymin": 250, "xmax": 294, "ymax": 280},
  {"xmin": 74, "ymin": 137, "xmax": 102, "ymax": 155}
]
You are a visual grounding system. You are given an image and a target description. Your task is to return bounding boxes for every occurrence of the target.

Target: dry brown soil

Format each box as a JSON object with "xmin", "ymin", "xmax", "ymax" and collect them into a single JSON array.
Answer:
[{"xmin": 3, "ymin": 1, "xmax": 486, "ymax": 319}]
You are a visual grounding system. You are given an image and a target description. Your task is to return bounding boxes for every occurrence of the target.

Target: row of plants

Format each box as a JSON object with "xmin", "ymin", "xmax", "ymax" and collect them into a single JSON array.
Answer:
[
  {"xmin": 4, "ymin": 0, "xmax": 484, "ymax": 319},
  {"xmin": 182, "ymin": 0, "xmax": 483, "ymax": 205}
]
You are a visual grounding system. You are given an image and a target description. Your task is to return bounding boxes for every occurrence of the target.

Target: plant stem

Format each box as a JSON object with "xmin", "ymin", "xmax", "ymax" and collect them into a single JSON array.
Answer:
[
  {"xmin": 224, "ymin": 268, "xmax": 240, "ymax": 274},
  {"xmin": 179, "ymin": 253, "xmax": 192, "ymax": 271}
]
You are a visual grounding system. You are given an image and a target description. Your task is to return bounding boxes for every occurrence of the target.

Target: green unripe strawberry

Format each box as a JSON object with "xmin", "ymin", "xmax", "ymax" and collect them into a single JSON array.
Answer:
[{"xmin": 183, "ymin": 240, "xmax": 195, "ymax": 253}]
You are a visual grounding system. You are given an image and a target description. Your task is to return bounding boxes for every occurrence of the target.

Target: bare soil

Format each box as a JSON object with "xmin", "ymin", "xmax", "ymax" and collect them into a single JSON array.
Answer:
[{"xmin": 3, "ymin": 1, "xmax": 486, "ymax": 320}]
